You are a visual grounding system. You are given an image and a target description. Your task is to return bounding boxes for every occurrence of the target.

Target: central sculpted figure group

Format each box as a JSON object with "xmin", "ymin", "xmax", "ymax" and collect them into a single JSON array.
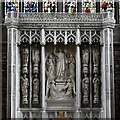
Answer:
[{"xmin": 46, "ymin": 47, "xmax": 76, "ymax": 99}]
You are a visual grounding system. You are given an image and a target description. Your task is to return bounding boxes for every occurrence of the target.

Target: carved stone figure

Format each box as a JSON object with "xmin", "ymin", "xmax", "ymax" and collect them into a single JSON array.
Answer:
[
  {"xmin": 46, "ymin": 54, "xmax": 55, "ymax": 98},
  {"xmin": 32, "ymin": 46, "xmax": 40, "ymax": 74},
  {"xmin": 48, "ymin": 81, "xmax": 58, "ymax": 99},
  {"xmin": 82, "ymin": 45, "xmax": 89, "ymax": 65},
  {"xmin": 62, "ymin": 78, "xmax": 76, "ymax": 98},
  {"xmin": 46, "ymin": 55, "xmax": 55, "ymax": 79},
  {"xmin": 21, "ymin": 74, "xmax": 29, "ymax": 104},
  {"xmin": 22, "ymin": 44, "xmax": 29, "ymax": 66},
  {"xmin": 93, "ymin": 74, "xmax": 100, "ymax": 103},
  {"xmin": 82, "ymin": 73, "xmax": 89, "ymax": 103},
  {"xmin": 68, "ymin": 54, "xmax": 75, "ymax": 94},
  {"xmin": 53, "ymin": 47, "xmax": 65, "ymax": 81},
  {"xmin": 68, "ymin": 54, "xmax": 75, "ymax": 78},
  {"xmin": 21, "ymin": 44, "xmax": 29, "ymax": 74},
  {"xmin": 33, "ymin": 74, "xmax": 39, "ymax": 103},
  {"xmin": 32, "ymin": 47, "xmax": 40, "ymax": 64},
  {"xmin": 93, "ymin": 45, "xmax": 99, "ymax": 65}
]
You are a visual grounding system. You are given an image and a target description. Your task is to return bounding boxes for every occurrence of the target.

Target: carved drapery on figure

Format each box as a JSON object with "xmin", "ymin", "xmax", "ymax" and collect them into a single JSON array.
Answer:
[
  {"xmin": 82, "ymin": 73, "xmax": 89, "ymax": 104},
  {"xmin": 82, "ymin": 44, "xmax": 89, "ymax": 105},
  {"xmin": 46, "ymin": 47, "xmax": 76, "ymax": 99},
  {"xmin": 32, "ymin": 74, "xmax": 39, "ymax": 103},
  {"xmin": 32, "ymin": 44, "xmax": 40, "ymax": 104},
  {"xmin": 82, "ymin": 44, "xmax": 89, "ymax": 74},
  {"xmin": 92, "ymin": 44, "xmax": 100, "ymax": 105},
  {"xmin": 93, "ymin": 74, "xmax": 100, "ymax": 104},
  {"xmin": 21, "ymin": 44, "xmax": 29, "ymax": 74},
  {"xmin": 53, "ymin": 47, "xmax": 65, "ymax": 82},
  {"xmin": 21, "ymin": 73, "xmax": 29, "ymax": 104},
  {"xmin": 32, "ymin": 44, "xmax": 40, "ymax": 74},
  {"xmin": 20, "ymin": 44, "xmax": 29, "ymax": 104},
  {"xmin": 93, "ymin": 45, "xmax": 100, "ymax": 74}
]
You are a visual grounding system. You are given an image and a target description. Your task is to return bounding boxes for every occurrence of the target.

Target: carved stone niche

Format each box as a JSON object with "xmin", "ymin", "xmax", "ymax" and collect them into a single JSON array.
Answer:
[
  {"xmin": 45, "ymin": 43, "xmax": 76, "ymax": 100},
  {"xmin": 45, "ymin": 43, "xmax": 76, "ymax": 108},
  {"xmin": 31, "ymin": 43, "xmax": 40, "ymax": 105}
]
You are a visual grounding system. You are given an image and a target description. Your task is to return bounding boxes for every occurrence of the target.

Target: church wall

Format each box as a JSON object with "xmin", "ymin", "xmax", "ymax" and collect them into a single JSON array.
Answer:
[{"xmin": 113, "ymin": 25, "xmax": 120, "ymax": 118}]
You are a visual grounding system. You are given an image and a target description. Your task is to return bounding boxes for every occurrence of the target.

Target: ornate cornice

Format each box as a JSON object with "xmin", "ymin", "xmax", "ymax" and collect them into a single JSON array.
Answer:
[{"xmin": 5, "ymin": 12, "xmax": 115, "ymax": 29}]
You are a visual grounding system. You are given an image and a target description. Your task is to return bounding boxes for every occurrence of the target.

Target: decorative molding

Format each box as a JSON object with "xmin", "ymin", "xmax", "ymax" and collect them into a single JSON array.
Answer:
[{"xmin": 5, "ymin": 13, "xmax": 115, "ymax": 29}]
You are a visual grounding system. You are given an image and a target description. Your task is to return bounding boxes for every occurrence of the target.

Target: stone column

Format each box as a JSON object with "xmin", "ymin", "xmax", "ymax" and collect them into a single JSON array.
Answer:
[
  {"xmin": 100, "ymin": 30, "xmax": 106, "ymax": 118},
  {"xmin": 103, "ymin": 27, "xmax": 115, "ymax": 118},
  {"xmin": 102, "ymin": 15, "xmax": 115, "ymax": 118},
  {"xmin": 6, "ymin": 12, "xmax": 18, "ymax": 118},
  {"xmin": 106, "ymin": 28, "xmax": 111, "ymax": 118},
  {"xmin": 41, "ymin": 28, "xmax": 47, "ymax": 118},
  {"xmin": 74, "ymin": 28, "xmax": 80, "ymax": 118}
]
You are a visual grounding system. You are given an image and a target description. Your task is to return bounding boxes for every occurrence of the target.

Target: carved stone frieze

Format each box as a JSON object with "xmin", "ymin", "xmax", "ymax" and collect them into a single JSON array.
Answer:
[
  {"xmin": 45, "ymin": 30, "xmax": 76, "ymax": 44},
  {"xmin": 19, "ymin": 30, "xmax": 41, "ymax": 45}
]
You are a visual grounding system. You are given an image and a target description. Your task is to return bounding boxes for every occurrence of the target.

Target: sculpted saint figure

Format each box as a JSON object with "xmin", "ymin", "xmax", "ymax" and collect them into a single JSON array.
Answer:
[
  {"xmin": 68, "ymin": 54, "xmax": 75, "ymax": 94},
  {"xmin": 82, "ymin": 45, "xmax": 89, "ymax": 65},
  {"xmin": 22, "ymin": 44, "xmax": 29, "ymax": 66},
  {"xmin": 33, "ymin": 74, "xmax": 39, "ymax": 102},
  {"xmin": 93, "ymin": 45, "xmax": 99, "ymax": 65},
  {"xmin": 46, "ymin": 55, "xmax": 55, "ymax": 98},
  {"xmin": 32, "ymin": 48, "xmax": 39, "ymax": 64},
  {"xmin": 93, "ymin": 74, "xmax": 100, "ymax": 102},
  {"xmin": 53, "ymin": 47, "xmax": 65, "ymax": 81},
  {"xmin": 21, "ymin": 74, "xmax": 29, "ymax": 103},
  {"xmin": 82, "ymin": 73, "xmax": 89, "ymax": 102},
  {"xmin": 46, "ymin": 55, "xmax": 55, "ymax": 79},
  {"xmin": 68, "ymin": 54, "xmax": 75, "ymax": 78}
]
